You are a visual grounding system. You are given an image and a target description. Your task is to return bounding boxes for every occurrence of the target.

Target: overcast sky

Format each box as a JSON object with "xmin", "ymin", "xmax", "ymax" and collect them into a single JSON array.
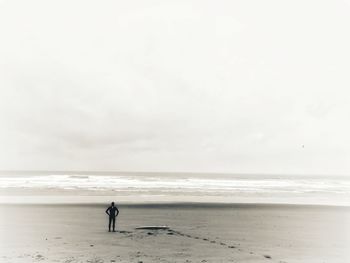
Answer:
[{"xmin": 0, "ymin": 0, "xmax": 350, "ymax": 175}]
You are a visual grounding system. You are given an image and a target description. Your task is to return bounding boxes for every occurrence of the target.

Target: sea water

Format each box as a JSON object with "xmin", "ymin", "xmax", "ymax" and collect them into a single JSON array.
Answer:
[{"xmin": 0, "ymin": 171, "xmax": 349, "ymax": 205}]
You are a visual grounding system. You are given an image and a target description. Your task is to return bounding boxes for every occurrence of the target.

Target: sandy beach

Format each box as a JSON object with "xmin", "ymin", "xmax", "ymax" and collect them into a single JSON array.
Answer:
[{"xmin": 1, "ymin": 203, "xmax": 349, "ymax": 263}]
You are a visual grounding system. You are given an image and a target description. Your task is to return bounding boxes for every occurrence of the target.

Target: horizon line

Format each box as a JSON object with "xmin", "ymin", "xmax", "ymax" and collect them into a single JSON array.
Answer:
[{"xmin": 0, "ymin": 169, "xmax": 347, "ymax": 177}]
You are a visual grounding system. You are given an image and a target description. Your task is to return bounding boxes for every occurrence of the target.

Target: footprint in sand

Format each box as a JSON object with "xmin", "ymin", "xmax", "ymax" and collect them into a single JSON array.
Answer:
[
  {"xmin": 116, "ymin": 230, "xmax": 134, "ymax": 238},
  {"xmin": 172, "ymin": 230, "xmax": 237, "ymax": 250},
  {"xmin": 166, "ymin": 229, "xmax": 276, "ymax": 262},
  {"xmin": 34, "ymin": 254, "xmax": 45, "ymax": 261},
  {"xmin": 63, "ymin": 257, "xmax": 77, "ymax": 263},
  {"xmin": 86, "ymin": 257, "xmax": 104, "ymax": 263}
]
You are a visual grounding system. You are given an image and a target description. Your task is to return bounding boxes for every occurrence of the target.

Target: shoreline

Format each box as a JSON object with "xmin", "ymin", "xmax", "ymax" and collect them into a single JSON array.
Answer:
[{"xmin": 1, "ymin": 201, "xmax": 350, "ymax": 209}]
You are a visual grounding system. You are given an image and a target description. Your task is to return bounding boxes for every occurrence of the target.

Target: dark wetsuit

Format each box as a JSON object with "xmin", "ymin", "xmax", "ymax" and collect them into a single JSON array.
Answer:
[{"xmin": 105, "ymin": 206, "xmax": 119, "ymax": 231}]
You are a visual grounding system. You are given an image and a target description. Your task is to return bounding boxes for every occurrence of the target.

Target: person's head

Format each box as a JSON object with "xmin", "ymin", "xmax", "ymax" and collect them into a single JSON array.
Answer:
[{"xmin": 111, "ymin": 202, "xmax": 115, "ymax": 207}]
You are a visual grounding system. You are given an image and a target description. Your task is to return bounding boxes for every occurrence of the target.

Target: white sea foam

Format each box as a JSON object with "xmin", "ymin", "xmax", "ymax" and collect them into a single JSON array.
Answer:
[{"xmin": 0, "ymin": 174, "xmax": 349, "ymax": 195}]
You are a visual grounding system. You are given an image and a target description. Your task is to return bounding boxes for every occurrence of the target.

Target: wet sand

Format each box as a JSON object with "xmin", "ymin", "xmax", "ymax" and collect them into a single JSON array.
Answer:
[{"xmin": 0, "ymin": 203, "xmax": 349, "ymax": 262}]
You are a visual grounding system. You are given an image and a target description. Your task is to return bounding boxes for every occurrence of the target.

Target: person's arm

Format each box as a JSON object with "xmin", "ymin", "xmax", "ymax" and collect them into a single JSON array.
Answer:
[
  {"xmin": 105, "ymin": 207, "xmax": 110, "ymax": 216},
  {"xmin": 116, "ymin": 207, "xmax": 119, "ymax": 217}
]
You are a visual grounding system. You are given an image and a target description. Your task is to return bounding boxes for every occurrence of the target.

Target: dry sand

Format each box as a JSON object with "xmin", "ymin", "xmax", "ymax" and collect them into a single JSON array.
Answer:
[{"xmin": 0, "ymin": 203, "xmax": 349, "ymax": 262}]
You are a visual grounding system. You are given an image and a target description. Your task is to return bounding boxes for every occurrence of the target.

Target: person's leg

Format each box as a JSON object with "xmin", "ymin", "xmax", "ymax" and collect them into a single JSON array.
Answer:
[
  {"xmin": 108, "ymin": 217, "xmax": 112, "ymax": 232},
  {"xmin": 112, "ymin": 217, "xmax": 116, "ymax": 231}
]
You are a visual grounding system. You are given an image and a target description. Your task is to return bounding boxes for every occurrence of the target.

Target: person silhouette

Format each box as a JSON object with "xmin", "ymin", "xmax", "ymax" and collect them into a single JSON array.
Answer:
[{"xmin": 105, "ymin": 202, "xmax": 119, "ymax": 232}]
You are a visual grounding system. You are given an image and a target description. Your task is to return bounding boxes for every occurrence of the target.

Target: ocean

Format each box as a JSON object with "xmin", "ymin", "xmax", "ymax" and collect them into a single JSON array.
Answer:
[{"xmin": 0, "ymin": 171, "xmax": 349, "ymax": 205}]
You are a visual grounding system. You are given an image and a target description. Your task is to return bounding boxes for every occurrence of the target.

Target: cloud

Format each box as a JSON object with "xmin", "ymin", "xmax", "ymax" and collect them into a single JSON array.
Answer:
[{"xmin": 0, "ymin": 0, "xmax": 350, "ymax": 174}]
